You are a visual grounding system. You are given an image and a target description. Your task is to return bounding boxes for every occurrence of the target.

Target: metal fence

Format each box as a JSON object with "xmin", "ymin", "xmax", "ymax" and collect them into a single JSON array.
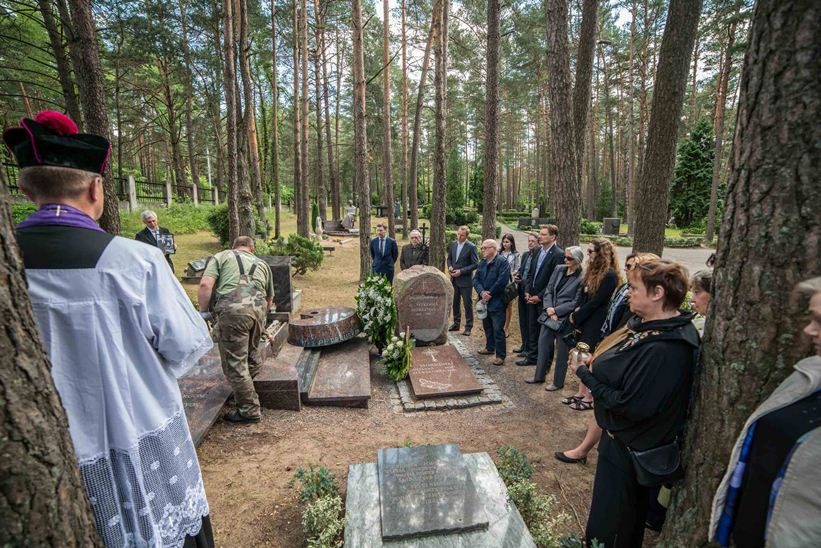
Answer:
[{"xmin": 198, "ymin": 186, "xmax": 214, "ymax": 203}]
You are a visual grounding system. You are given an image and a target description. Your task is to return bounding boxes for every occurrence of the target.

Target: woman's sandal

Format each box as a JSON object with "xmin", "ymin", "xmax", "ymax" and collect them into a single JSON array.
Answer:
[
  {"xmin": 569, "ymin": 399, "xmax": 594, "ymax": 411},
  {"xmin": 560, "ymin": 395, "xmax": 583, "ymax": 405}
]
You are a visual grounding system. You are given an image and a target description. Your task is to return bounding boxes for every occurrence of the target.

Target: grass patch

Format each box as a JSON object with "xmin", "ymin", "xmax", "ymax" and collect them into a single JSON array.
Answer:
[{"xmin": 120, "ymin": 203, "xmax": 218, "ymax": 236}]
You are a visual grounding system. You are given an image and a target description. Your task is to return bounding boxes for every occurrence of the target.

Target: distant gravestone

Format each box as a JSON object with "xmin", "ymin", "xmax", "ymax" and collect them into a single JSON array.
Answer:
[
  {"xmin": 393, "ymin": 266, "xmax": 453, "ymax": 345},
  {"xmin": 603, "ymin": 217, "xmax": 621, "ymax": 235},
  {"xmin": 408, "ymin": 345, "xmax": 484, "ymax": 399},
  {"xmin": 377, "ymin": 444, "xmax": 488, "ymax": 540}
]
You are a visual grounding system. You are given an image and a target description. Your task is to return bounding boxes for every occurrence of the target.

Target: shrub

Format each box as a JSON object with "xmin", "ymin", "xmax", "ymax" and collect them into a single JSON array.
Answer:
[
  {"xmin": 268, "ymin": 234, "xmax": 324, "ymax": 276},
  {"xmin": 444, "ymin": 229, "xmax": 482, "ymax": 246},
  {"xmin": 11, "ymin": 202, "xmax": 37, "ymax": 225},
  {"xmin": 507, "ymin": 480, "xmax": 570, "ymax": 548},
  {"xmin": 206, "ymin": 204, "xmax": 267, "ymax": 246},
  {"xmin": 292, "ymin": 465, "xmax": 339, "ymax": 504},
  {"xmin": 579, "ymin": 219, "xmax": 601, "ymax": 235},
  {"xmin": 467, "ymin": 223, "xmax": 501, "ymax": 239},
  {"xmin": 420, "ymin": 204, "xmax": 479, "ymax": 227},
  {"xmin": 302, "ymin": 495, "xmax": 344, "ymax": 548},
  {"xmin": 496, "ymin": 445, "xmax": 534, "ymax": 485},
  {"xmin": 121, "ymin": 203, "xmax": 217, "ymax": 236}
]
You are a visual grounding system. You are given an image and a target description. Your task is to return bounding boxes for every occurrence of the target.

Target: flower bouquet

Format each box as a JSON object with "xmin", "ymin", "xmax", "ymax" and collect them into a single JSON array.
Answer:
[
  {"xmin": 355, "ymin": 274, "xmax": 397, "ymax": 352},
  {"xmin": 384, "ymin": 327, "xmax": 414, "ymax": 381}
]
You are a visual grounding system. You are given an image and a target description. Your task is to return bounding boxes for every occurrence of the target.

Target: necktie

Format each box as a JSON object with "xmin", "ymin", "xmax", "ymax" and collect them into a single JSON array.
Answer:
[{"xmin": 380, "ymin": 238, "xmax": 385, "ymax": 256}]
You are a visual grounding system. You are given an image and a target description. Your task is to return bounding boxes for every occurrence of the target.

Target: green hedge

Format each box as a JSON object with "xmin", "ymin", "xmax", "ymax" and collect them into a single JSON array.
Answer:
[
  {"xmin": 11, "ymin": 202, "xmax": 37, "ymax": 225},
  {"xmin": 120, "ymin": 203, "xmax": 217, "ymax": 236},
  {"xmin": 578, "ymin": 234, "xmax": 709, "ymax": 248},
  {"xmin": 444, "ymin": 229, "xmax": 482, "ymax": 246},
  {"xmin": 207, "ymin": 204, "xmax": 268, "ymax": 246}
]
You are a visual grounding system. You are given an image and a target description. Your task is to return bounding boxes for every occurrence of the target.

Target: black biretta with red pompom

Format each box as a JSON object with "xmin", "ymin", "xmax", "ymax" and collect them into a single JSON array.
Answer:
[{"xmin": 3, "ymin": 111, "xmax": 111, "ymax": 174}]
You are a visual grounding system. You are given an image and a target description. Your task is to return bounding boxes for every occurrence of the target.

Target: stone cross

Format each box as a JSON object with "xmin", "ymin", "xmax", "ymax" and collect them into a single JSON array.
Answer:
[{"xmin": 422, "ymin": 348, "xmax": 439, "ymax": 363}]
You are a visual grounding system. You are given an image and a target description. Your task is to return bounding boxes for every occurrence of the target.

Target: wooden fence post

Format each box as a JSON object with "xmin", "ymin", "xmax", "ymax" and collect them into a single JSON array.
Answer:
[
  {"xmin": 212, "ymin": 186, "xmax": 219, "ymax": 204},
  {"xmin": 164, "ymin": 180, "xmax": 173, "ymax": 207},
  {"xmin": 191, "ymin": 184, "xmax": 199, "ymax": 206}
]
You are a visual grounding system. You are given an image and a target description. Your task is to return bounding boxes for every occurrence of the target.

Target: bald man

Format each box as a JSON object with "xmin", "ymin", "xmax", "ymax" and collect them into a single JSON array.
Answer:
[{"xmin": 473, "ymin": 239, "xmax": 511, "ymax": 365}]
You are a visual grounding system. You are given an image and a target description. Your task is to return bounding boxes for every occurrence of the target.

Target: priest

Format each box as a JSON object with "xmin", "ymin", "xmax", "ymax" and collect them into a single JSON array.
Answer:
[{"xmin": 4, "ymin": 111, "xmax": 215, "ymax": 547}]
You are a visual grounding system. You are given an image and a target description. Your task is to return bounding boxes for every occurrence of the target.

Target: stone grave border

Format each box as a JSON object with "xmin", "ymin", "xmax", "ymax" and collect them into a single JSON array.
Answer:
[{"xmin": 391, "ymin": 334, "xmax": 509, "ymax": 413}]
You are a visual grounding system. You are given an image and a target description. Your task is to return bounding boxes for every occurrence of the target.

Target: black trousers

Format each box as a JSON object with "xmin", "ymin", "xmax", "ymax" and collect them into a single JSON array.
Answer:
[
  {"xmin": 533, "ymin": 324, "xmax": 571, "ymax": 385},
  {"xmin": 516, "ymin": 287, "xmax": 529, "ymax": 351},
  {"xmin": 183, "ymin": 515, "xmax": 215, "ymax": 548},
  {"xmin": 525, "ymin": 302, "xmax": 541, "ymax": 360},
  {"xmin": 452, "ymin": 284, "xmax": 474, "ymax": 329},
  {"xmin": 586, "ymin": 434, "xmax": 650, "ymax": 548}
]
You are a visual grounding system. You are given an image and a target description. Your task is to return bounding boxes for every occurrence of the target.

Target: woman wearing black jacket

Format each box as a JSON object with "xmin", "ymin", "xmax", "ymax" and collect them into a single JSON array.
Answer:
[
  {"xmin": 570, "ymin": 259, "xmax": 700, "ymax": 547},
  {"xmin": 563, "ymin": 238, "xmax": 622, "ymax": 411}
]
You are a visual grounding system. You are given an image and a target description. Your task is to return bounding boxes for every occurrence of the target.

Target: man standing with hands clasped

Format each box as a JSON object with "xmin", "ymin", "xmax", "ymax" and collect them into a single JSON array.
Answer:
[
  {"xmin": 370, "ymin": 223, "xmax": 399, "ymax": 282},
  {"xmin": 474, "ymin": 239, "xmax": 511, "ymax": 365},
  {"xmin": 447, "ymin": 225, "xmax": 479, "ymax": 336}
]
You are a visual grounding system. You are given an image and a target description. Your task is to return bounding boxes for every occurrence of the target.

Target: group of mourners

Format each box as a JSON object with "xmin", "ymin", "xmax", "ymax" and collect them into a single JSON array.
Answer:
[{"xmin": 5, "ymin": 112, "xmax": 819, "ymax": 547}]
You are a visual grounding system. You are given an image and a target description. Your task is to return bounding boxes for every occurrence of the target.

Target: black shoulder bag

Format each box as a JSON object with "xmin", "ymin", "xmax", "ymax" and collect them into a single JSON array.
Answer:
[{"xmin": 627, "ymin": 437, "xmax": 684, "ymax": 487}]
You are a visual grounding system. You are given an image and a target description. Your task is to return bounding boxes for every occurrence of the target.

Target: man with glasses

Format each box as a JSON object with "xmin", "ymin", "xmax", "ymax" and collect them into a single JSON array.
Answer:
[
  {"xmin": 474, "ymin": 239, "xmax": 511, "ymax": 365},
  {"xmin": 519, "ymin": 224, "xmax": 563, "ymax": 365}
]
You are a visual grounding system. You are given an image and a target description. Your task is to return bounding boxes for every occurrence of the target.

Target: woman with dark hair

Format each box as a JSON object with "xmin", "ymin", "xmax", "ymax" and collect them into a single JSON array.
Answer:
[
  {"xmin": 569, "ymin": 259, "xmax": 700, "ymax": 547},
  {"xmin": 563, "ymin": 238, "xmax": 622, "ymax": 411},
  {"xmin": 500, "ymin": 233, "xmax": 520, "ymax": 337}
]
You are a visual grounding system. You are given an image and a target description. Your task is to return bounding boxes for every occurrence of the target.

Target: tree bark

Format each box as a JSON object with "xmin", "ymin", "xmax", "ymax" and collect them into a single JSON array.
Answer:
[
  {"xmin": 313, "ymin": 0, "xmax": 326, "ymax": 222},
  {"xmin": 352, "ymin": 0, "xmax": 371, "ymax": 280},
  {"xmin": 409, "ymin": 3, "xmax": 437, "ymax": 231},
  {"xmin": 632, "ymin": 0, "xmax": 703, "ymax": 255},
  {"xmin": 705, "ymin": 14, "xmax": 738, "ymax": 243},
  {"xmin": 299, "ymin": 0, "xmax": 310, "ymax": 236},
  {"xmin": 36, "ymin": 0, "xmax": 82, "ymax": 125},
  {"xmin": 292, "ymin": 0, "xmax": 302, "ymax": 233},
  {"xmin": 429, "ymin": 0, "xmax": 449, "ymax": 271},
  {"xmin": 320, "ymin": 1, "xmax": 339, "ymax": 221},
  {"xmin": 545, "ymin": 0, "xmax": 579, "ymax": 249},
  {"xmin": 626, "ymin": 1, "xmax": 637, "ymax": 232},
  {"xmin": 598, "ymin": 43, "xmax": 618, "ymax": 218},
  {"xmin": 572, "ymin": 0, "xmax": 597, "ymax": 219},
  {"xmin": 177, "ymin": 0, "xmax": 200, "ymax": 190},
  {"xmin": 270, "ymin": 0, "xmax": 281, "ymax": 238},
  {"xmin": 223, "ymin": 0, "xmax": 241, "ymax": 241},
  {"xmin": 662, "ymin": 1, "xmax": 821, "ymax": 543},
  {"xmin": 65, "ymin": 0, "xmax": 119, "ymax": 235},
  {"xmin": 400, "ymin": 0, "xmax": 408, "ymax": 238},
  {"xmin": 382, "ymin": 0, "xmax": 395, "ymax": 236},
  {"xmin": 0, "ymin": 183, "xmax": 101, "ymax": 547},
  {"xmin": 481, "ymin": 0, "xmax": 500, "ymax": 241}
]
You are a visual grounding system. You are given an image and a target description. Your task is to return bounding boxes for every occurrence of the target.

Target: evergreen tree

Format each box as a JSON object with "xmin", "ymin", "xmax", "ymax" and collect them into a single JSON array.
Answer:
[
  {"xmin": 669, "ymin": 118, "xmax": 714, "ymax": 229},
  {"xmin": 445, "ymin": 148, "xmax": 464, "ymax": 212}
]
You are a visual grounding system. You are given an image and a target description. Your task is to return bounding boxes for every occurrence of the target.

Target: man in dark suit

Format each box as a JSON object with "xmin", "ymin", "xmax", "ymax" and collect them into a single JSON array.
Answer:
[
  {"xmin": 369, "ymin": 223, "xmax": 399, "ymax": 282},
  {"xmin": 447, "ymin": 225, "xmax": 479, "ymax": 336},
  {"xmin": 513, "ymin": 233, "xmax": 539, "ymax": 354},
  {"xmin": 518, "ymin": 224, "xmax": 563, "ymax": 365},
  {"xmin": 135, "ymin": 210, "xmax": 175, "ymax": 272}
]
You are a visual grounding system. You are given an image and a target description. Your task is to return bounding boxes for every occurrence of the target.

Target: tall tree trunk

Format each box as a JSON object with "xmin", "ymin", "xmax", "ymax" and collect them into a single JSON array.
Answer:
[
  {"xmin": 626, "ymin": 1, "xmax": 637, "ymax": 232},
  {"xmin": 382, "ymin": 0, "xmax": 395, "ymax": 235},
  {"xmin": 662, "ymin": 1, "xmax": 821, "ymax": 542},
  {"xmin": 299, "ymin": 0, "xmax": 310, "ymax": 236},
  {"xmin": 158, "ymin": 59, "xmax": 187, "ymax": 194},
  {"xmin": 270, "ymin": 0, "xmax": 280, "ymax": 238},
  {"xmin": 36, "ymin": 0, "xmax": 82, "ymax": 125},
  {"xmin": 178, "ymin": 0, "xmax": 200, "ymax": 190},
  {"xmin": 409, "ymin": 3, "xmax": 437, "ymax": 231},
  {"xmin": 238, "ymin": 0, "xmax": 266, "ymax": 223},
  {"xmin": 545, "ymin": 0, "xmax": 579, "ymax": 249},
  {"xmin": 400, "ymin": 0, "xmax": 409, "ymax": 237},
  {"xmin": 320, "ymin": 2, "xmax": 339, "ymax": 221},
  {"xmin": 292, "ymin": 0, "xmax": 302, "ymax": 230},
  {"xmin": 429, "ymin": 0, "xmax": 448, "ymax": 271},
  {"xmin": 481, "ymin": 0, "xmax": 500, "ymax": 240},
  {"xmin": 65, "ymin": 0, "xmax": 119, "ymax": 235},
  {"xmin": 223, "ymin": 0, "xmax": 241, "ymax": 241},
  {"xmin": 572, "ymin": 0, "xmax": 597, "ymax": 218},
  {"xmin": 352, "ymin": 0, "xmax": 371, "ymax": 279},
  {"xmin": 599, "ymin": 44, "xmax": 618, "ymax": 218},
  {"xmin": 334, "ymin": 24, "xmax": 342, "ymax": 197},
  {"xmin": 632, "ymin": 0, "xmax": 703, "ymax": 255},
  {"xmin": 313, "ymin": 0, "xmax": 326, "ymax": 222},
  {"xmin": 705, "ymin": 16, "xmax": 738, "ymax": 243},
  {"xmin": 0, "ymin": 183, "xmax": 101, "ymax": 547}
]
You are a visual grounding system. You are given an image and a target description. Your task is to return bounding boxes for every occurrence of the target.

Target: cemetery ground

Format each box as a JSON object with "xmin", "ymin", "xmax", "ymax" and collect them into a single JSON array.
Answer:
[{"xmin": 174, "ymin": 213, "xmax": 713, "ymax": 546}]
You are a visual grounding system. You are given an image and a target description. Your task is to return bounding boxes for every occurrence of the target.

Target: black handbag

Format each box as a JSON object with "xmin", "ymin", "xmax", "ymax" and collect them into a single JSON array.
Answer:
[
  {"xmin": 628, "ymin": 438, "xmax": 684, "ymax": 487},
  {"xmin": 502, "ymin": 282, "xmax": 518, "ymax": 304},
  {"xmin": 561, "ymin": 329, "xmax": 578, "ymax": 348},
  {"xmin": 537, "ymin": 312, "xmax": 566, "ymax": 332}
]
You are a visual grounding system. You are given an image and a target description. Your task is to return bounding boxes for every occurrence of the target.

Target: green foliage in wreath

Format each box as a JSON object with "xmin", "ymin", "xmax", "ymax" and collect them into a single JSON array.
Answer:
[
  {"xmin": 355, "ymin": 275, "xmax": 397, "ymax": 351},
  {"xmin": 383, "ymin": 330, "xmax": 414, "ymax": 381}
]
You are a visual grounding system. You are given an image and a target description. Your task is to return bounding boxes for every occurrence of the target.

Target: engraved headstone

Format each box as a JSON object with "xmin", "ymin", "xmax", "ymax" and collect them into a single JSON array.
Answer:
[
  {"xmin": 288, "ymin": 306, "xmax": 361, "ymax": 347},
  {"xmin": 377, "ymin": 444, "xmax": 488, "ymax": 540},
  {"xmin": 408, "ymin": 345, "xmax": 484, "ymax": 398},
  {"xmin": 258, "ymin": 254, "xmax": 293, "ymax": 312},
  {"xmin": 393, "ymin": 265, "xmax": 453, "ymax": 345}
]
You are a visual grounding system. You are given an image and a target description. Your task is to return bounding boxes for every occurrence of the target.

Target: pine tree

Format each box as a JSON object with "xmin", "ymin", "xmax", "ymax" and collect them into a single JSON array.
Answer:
[{"xmin": 668, "ymin": 118, "xmax": 714, "ymax": 229}]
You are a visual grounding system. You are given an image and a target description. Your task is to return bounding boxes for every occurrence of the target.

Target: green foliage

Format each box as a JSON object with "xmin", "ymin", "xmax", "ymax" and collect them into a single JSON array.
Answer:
[
  {"xmin": 355, "ymin": 275, "xmax": 397, "ymax": 352},
  {"xmin": 467, "ymin": 223, "xmax": 501, "ymax": 239},
  {"xmin": 383, "ymin": 332, "xmax": 414, "ymax": 381},
  {"xmin": 496, "ymin": 445, "xmax": 535, "ymax": 485},
  {"xmin": 579, "ymin": 219, "xmax": 602, "ymax": 235},
  {"xmin": 292, "ymin": 465, "xmax": 339, "ymax": 504},
  {"xmin": 421, "ymin": 204, "xmax": 479, "ymax": 227},
  {"xmin": 507, "ymin": 480, "xmax": 571, "ymax": 548},
  {"xmin": 311, "ymin": 201, "xmax": 320, "ymax": 225},
  {"xmin": 10, "ymin": 202, "xmax": 37, "ymax": 225},
  {"xmin": 468, "ymin": 163, "xmax": 484, "ymax": 211},
  {"xmin": 559, "ymin": 532, "xmax": 604, "ymax": 548},
  {"xmin": 578, "ymin": 234, "xmax": 708, "ymax": 248},
  {"xmin": 670, "ymin": 119, "xmax": 715, "ymax": 229},
  {"xmin": 206, "ymin": 205, "xmax": 267, "ymax": 246},
  {"xmin": 445, "ymin": 229, "xmax": 482, "ymax": 246},
  {"xmin": 267, "ymin": 234, "xmax": 324, "ymax": 276},
  {"xmin": 446, "ymin": 148, "xmax": 465, "ymax": 211},
  {"xmin": 302, "ymin": 495, "xmax": 344, "ymax": 548},
  {"xmin": 120, "ymin": 203, "xmax": 216, "ymax": 236}
]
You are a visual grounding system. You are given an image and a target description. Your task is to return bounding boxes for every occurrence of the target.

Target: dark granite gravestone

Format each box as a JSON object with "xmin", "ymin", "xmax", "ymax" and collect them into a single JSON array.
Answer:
[
  {"xmin": 394, "ymin": 266, "xmax": 453, "ymax": 345},
  {"xmin": 253, "ymin": 342, "xmax": 301, "ymax": 411},
  {"xmin": 178, "ymin": 345, "xmax": 233, "ymax": 446},
  {"xmin": 258, "ymin": 254, "xmax": 294, "ymax": 312},
  {"xmin": 288, "ymin": 306, "xmax": 361, "ymax": 347},
  {"xmin": 408, "ymin": 345, "xmax": 484, "ymax": 399},
  {"xmin": 304, "ymin": 337, "xmax": 371, "ymax": 408},
  {"xmin": 377, "ymin": 444, "xmax": 488, "ymax": 540},
  {"xmin": 603, "ymin": 217, "xmax": 621, "ymax": 235}
]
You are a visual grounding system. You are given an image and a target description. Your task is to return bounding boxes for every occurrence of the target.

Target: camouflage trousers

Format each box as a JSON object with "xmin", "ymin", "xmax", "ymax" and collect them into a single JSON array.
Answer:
[{"xmin": 214, "ymin": 308, "xmax": 266, "ymax": 418}]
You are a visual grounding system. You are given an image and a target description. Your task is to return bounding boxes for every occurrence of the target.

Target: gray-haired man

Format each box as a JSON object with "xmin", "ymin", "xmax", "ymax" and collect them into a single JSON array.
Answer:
[{"xmin": 135, "ymin": 209, "xmax": 176, "ymax": 271}]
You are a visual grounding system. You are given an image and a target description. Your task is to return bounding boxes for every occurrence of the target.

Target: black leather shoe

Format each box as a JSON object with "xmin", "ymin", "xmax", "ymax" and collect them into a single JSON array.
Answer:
[
  {"xmin": 223, "ymin": 410, "xmax": 261, "ymax": 424},
  {"xmin": 448, "ymin": 323, "xmax": 460, "ymax": 331},
  {"xmin": 512, "ymin": 347, "xmax": 523, "ymax": 353},
  {"xmin": 525, "ymin": 379, "xmax": 544, "ymax": 384},
  {"xmin": 554, "ymin": 451, "xmax": 586, "ymax": 464},
  {"xmin": 462, "ymin": 329, "xmax": 471, "ymax": 336},
  {"xmin": 515, "ymin": 358, "xmax": 536, "ymax": 366}
]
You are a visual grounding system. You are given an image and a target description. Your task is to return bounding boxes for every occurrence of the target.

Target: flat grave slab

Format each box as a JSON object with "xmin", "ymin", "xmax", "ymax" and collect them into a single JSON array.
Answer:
[
  {"xmin": 178, "ymin": 345, "xmax": 232, "ymax": 447},
  {"xmin": 288, "ymin": 306, "xmax": 361, "ymax": 347},
  {"xmin": 305, "ymin": 337, "xmax": 370, "ymax": 408},
  {"xmin": 378, "ymin": 444, "xmax": 488, "ymax": 540},
  {"xmin": 409, "ymin": 345, "xmax": 484, "ymax": 399},
  {"xmin": 253, "ymin": 344, "xmax": 301, "ymax": 411},
  {"xmin": 345, "ymin": 452, "xmax": 535, "ymax": 547}
]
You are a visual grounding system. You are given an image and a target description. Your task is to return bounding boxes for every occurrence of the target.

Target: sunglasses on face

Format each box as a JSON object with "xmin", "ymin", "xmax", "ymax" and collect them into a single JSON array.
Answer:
[{"xmin": 564, "ymin": 256, "xmax": 574, "ymax": 261}]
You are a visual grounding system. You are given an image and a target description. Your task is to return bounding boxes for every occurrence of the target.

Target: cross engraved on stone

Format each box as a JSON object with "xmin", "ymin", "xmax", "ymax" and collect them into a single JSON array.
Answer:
[{"xmin": 423, "ymin": 348, "xmax": 439, "ymax": 363}]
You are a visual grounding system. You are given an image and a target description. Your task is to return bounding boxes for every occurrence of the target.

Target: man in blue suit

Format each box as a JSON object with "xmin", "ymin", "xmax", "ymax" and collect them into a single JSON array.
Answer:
[
  {"xmin": 369, "ymin": 223, "xmax": 398, "ymax": 282},
  {"xmin": 474, "ymin": 239, "xmax": 511, "ymax": 366}
]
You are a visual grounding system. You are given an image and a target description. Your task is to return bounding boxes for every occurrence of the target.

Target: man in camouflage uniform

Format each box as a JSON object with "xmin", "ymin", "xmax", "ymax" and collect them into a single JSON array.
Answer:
[{"xmin": 198, "ymin": 236, "xmax": 274, "ymax": 423}]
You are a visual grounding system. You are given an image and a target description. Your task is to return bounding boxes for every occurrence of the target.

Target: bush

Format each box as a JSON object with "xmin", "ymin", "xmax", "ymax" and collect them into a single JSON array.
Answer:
[
  {"xmin": 468, "ymin": 223, "xmax": 501, "ymax": 239},
  {"xmin": 121, "ymin": 203, "xmax": 216, "ymax": 236},
  {"xmin": 496, "ymin": 445, "xmax": 534, "ymax": 485},
  {"xmin": 302, "ymin": 495, "xmax": 344, "ymax": 548},
  {"xmin": 420, "ymin": 204, "xmax": 479, "ymax": 227},
  {"xmin": 507, "ymin": 480, "xmax": 570, "ymax": 548},
  {"xmin": 579, "ymin": 219, "xmax": 602, "ymax": 235},
  {"xmin": 11, "ymin": 202, "xmax": 37, "ymax": 225},
  {"xmin": 444, "ymin": 229, "xmax": 482, "ymax": 246},
  {"xmin": 267, "ymin": 234, "xmax": 324, "ymax": 276},
  {"xmin": 206, "ymin": 204, "xmax": 267, "ymax": 246},
  {"xmin": 578, "ymin": 234, "xmax": 707, "ymax": 249},
  {"xmin": 292, "ymin": 465, "xmax": 339, "ymax": 504}
]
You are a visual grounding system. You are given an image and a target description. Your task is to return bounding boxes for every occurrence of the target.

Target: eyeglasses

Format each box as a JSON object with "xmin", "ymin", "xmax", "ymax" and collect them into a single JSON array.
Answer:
[
  {"xmin": 564, "ymin": 256, "xmax": 574, "ymax": 261},
  {"xmin": 587, "ymin": 249, "xmax": 596, "ymax": 255}
]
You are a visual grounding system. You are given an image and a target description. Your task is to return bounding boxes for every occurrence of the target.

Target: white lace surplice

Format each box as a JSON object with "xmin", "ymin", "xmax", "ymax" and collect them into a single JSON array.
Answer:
[{"xmin": 26, "ymin": 237, "xmax": 213, "ymax": 547}]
